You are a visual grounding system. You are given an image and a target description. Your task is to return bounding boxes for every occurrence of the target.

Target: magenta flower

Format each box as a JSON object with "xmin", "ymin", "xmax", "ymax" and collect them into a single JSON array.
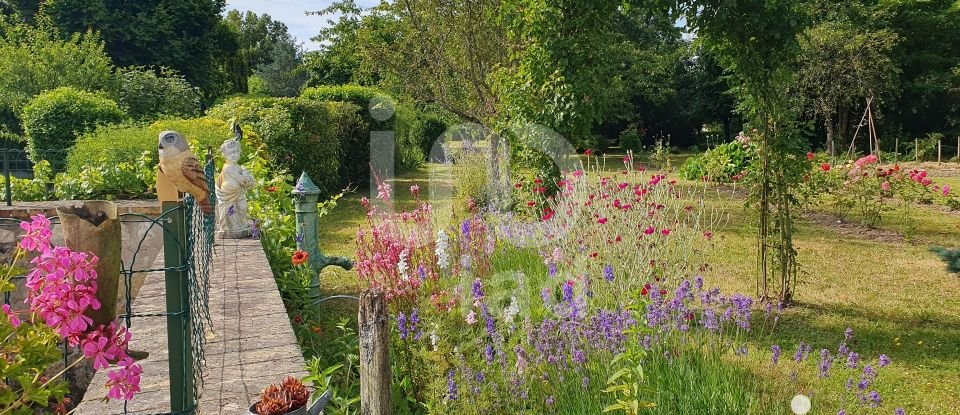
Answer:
[
  {"xmin": 19, "ymin": 214, "xmax": 52, "ymax": 253},
  {"xmin": 82, "ymin": 334, "xmax": 116, "ymax": 369},
  {"xmin": 2, "ymin": 304, "xmax": 20, "ymax": 328},
  {"xmin": 943, "ymin": 185, "xmax": 951, "ymax": 196},
  {"xmin": 106, "ymin": 363, "xmax": 142, "ymax": 400}
]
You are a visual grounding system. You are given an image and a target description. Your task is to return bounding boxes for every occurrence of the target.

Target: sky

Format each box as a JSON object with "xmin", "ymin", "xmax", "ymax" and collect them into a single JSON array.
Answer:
[{"xmin": 224, "ymin": 0, "xmax": 380, "ymax": 51}]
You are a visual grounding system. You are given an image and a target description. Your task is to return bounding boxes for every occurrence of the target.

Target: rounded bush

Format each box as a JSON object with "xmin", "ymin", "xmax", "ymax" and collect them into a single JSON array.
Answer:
[
  {"xmin": 21, "ymin": 87, "xmax": 125, "ymax": 170},
  {"xmin": 111, "ymin": 66, "xmax": 202, "ymax": 121}
]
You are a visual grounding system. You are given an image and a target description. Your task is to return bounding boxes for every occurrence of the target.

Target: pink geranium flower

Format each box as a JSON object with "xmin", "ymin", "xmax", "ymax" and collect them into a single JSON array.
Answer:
[
  {"xmin": 943, "ymin": 185, "xmax": 951, "ymax": 196},
  {"xmin": 19, "ymin": 214, "xmax": 52, "ymax": 253},
  {"xmin": 2, "ymin": 304, "xmax": 20, "ymax": 328},
  {"xmin": 106, "ymin": 363, "xmax": 142, "ymax": 401}
]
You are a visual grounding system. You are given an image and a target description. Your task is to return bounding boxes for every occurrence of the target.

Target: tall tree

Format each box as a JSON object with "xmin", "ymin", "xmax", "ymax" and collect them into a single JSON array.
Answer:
[
  {"xmin": 222, "ymin": 10, "xmax": 295, "ymax": 78},
  {"xmin": 45, "ymin": 0, "xmax": 229, "ymax": 99},
  {"xmin": 303, "ymin": 0, "xmax": 369, "ymax": 86},
  {"xmin": 796, "ymin": 22, "xmax": 899, "ymax": 156}
]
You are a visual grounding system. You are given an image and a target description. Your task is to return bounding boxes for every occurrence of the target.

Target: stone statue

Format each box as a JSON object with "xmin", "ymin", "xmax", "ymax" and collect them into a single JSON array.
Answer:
[{"xmin": 215, "ymin": 125, "xmax": 255, "ymax": 238}]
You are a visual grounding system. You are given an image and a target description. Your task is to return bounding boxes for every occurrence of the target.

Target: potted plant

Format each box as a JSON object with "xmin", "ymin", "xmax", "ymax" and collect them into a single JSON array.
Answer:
[{"xmin": 249, "ymin": 377, "xmax": 310, "ymax": 415}]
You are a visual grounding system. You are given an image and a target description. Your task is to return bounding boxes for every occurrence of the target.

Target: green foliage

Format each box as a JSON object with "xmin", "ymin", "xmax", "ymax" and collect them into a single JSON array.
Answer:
[
  {"xmin": 253, "ymin": 37, "xmax": 308, "ymax": 97},
  {"xmin": 210, "ymin": 96, "xmax": 364, "ymax": 195},
  {"xmin": 67, "ymin": 117, "xmax": 243, "ymax": 174},
  {"xmin": 45, "ymin": 0, "xmax": 233, "ymax": 99},
  {"xmin": 906, "ymin": 133, "xmax": 944, "ymax": 162},
  {"xmin": 0, "ymin": 160, "xmax": 52, "ymax": 201},
  {"xmin": 301, "ymin": 85, "xmax": 436, "ymax": 172},
  {"xmin": 680, "ymin": 140, "xmax": 756, "ymax": 182},
  {"xmin": 20, "ymin": 86, "xmax": 125, "ymax": 169},
  {"xmin": 55, "ymin": 151, "xmax": 156, "ymax": 199},
  {"xmin": 619, "ymin": 125, "xmax": 644, "ymax": 153},
  {"xmin": 110, "ymin": 66, "xmax": 201, "ymax": 121},
  {"xmin": 0, "ymin": 16, "xmax": 114, "ymax": 139}
]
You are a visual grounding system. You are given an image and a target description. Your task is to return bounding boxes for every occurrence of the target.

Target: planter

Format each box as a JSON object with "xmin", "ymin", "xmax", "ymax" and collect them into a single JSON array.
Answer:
[
  {"xmin": 248, "ymin": 403, "xmax": 306, "ymax": 415},
  {"xmin": 248, "ymin": 389, "xmax": 331, "ymax": 415}
]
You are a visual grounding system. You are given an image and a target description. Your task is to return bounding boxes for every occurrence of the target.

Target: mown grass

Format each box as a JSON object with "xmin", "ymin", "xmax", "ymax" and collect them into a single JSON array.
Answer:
[{"xmin": 312, "ymin": 158, "xmax": 960, "ymax": 414}]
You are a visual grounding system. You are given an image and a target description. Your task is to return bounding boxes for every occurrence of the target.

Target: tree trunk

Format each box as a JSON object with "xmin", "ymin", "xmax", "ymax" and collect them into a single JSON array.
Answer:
[
  {"xmin": 57, "ymin": 201, "xmax": 121, "ymax": 326},
  {"xmin": 838, "ymin": 104, "xmax": 849, "ymax": 151},
  {"xmin": 825, "ymin": 115, "xmax": 835, "ymax": 157},
  {"xmin": 359, "ymin": 289, "xmax": 392, "ymax": 415}
]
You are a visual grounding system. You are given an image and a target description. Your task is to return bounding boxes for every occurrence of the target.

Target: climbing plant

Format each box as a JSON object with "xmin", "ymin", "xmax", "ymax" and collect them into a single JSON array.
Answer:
[{"xmin": 662, "ymin": 0, "xmax": 809, "ymax": 303}]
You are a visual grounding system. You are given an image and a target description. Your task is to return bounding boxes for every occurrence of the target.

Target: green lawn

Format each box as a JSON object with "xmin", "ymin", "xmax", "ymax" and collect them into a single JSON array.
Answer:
[{"xmin": 313, "ymin": 160, "xmax": 960, "ymax": 414}]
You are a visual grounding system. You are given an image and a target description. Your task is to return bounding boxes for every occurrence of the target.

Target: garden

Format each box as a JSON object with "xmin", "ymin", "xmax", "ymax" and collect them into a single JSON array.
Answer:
[{"xmin": 2, "ymin": 0, "xmax": 960, "ymax": 414}]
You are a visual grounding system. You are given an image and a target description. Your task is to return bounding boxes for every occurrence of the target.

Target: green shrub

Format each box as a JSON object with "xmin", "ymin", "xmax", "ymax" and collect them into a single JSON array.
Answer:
[
  {"xmin": 680, "ymin": 140, "xmax": 756, "ymax": 182},
  {"xmin": 67, "ymin": 117, "xmax": 250, "ymax": 174},
  {"xmin": 20, "ymin": 87, "xmax": 126, "ymax": 170},
  {"xmin": 0, "ymin": 160, "xmax": 53, "ymax": 201},
  {"xmin": 210, "ymin": 97, "xmax": 363, "ymax": 195},
  {"xmin": 619, "ymin": 124, "xmax": 643, "ymax": 152},
  {"xmin": 55, "ymin": 151, "xmax": 156, "ymax": 200},
  {"xmin": 301, "ymin": 85, "xmax": 431, "ymax": 171},
  {"xmin": 111, "ymin": 66, "xmax": 202, "ymax": 121}
]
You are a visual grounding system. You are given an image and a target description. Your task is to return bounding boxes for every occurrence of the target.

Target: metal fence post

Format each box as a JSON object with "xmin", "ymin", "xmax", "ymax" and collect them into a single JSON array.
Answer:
[
  {"xmin": 3, "ymin": 148, "xmax": 11, "ymax": 206},
  {"xmin": 162, "ymin": 201, "xmax": 194, "ymax": 412}
]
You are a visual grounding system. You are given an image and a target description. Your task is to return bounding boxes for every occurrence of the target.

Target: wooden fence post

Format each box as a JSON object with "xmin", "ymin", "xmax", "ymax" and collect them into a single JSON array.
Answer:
[
  {"xmin": 359, "ymin": 289, "xmax": 392, "ymax": 415},
  {"xmin": 915, "ymin": 138, "xmax": 919, "ymax": 162},
  {"xmin": 939, "ymin": 140, "xmax": 943, "ymax": 164}
]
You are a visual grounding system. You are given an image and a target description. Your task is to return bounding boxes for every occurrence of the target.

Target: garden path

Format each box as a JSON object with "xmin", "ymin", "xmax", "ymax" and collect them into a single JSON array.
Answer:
[{"xmin": 75, "ymin": 238, "xmax": 306, "ymax": 415}]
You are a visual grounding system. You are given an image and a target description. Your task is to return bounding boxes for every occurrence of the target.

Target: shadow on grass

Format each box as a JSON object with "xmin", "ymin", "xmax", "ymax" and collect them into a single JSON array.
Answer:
[{"xmin": 742, "ymin": 300, "xmax": 960, "ymax": 369}]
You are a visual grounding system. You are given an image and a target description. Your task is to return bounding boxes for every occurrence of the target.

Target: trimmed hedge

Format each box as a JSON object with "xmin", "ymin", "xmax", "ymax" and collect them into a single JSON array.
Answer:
[
  {"xmin": 111, "ymin": 66, "xmax": 202, "ymax": 121},
  {"xmin": 209, "ymin": 97, "xmax": 364, "ymax": 195},
  {"xmin": 67, "ymin": 117, "xmax": 252, "ymax": 174},
  {"xmin": 301, "ymin": 85, "xmax": 450, "ymax": 171},
  {"xmin": 21, "ymin": 87, "xmax": 126, "ymax": 170}
]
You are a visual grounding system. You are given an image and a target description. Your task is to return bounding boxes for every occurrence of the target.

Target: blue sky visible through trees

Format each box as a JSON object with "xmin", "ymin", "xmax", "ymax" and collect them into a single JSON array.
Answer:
[{"xmin": 225, "ymin": 0, "xmax": 380, "ymax": 51}]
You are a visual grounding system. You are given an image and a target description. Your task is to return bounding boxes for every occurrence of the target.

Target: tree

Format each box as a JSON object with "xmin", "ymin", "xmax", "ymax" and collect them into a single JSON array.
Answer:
[
  {"xmin": 303, "ymin": 0, "xmax": 368, "ymax": 86},
  {"xmin": 796, "ymin": 22, "xmax": 899, "ymax": 156},
  {"xmin": 254, "ymin": 39, "xmax": 308, "ymax": 97},
  {"xmin": 222, "ymin": 10, "xmax": 295, "ymax": 78},
  {"xmin": 664, "ymin": 0, "xmax": 809, "ymax": 304},
  {"xmin": 0, "ymin": 16, "xmax": 113, "ymax": 143},
  {"xmin": 45, "ymin": 0, "xmax": 228, "ymax": 100}
]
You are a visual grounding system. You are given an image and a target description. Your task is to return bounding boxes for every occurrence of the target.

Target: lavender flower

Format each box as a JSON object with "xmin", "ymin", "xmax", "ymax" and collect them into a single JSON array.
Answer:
[
  {"xmin": 771, "ymin": 344, "xmax": 781, "ymax": 365},
  {"xmin": 846, "ymin": 352, "xmax": 859, "ymax": 369},
  {"xmin": 485, "ymin": 344, "xmax": 495, "ymax": 363},
  {"xmin": 461, "ymin": 219, "xmax": 471, "ymax": 240},
  {"xmin": 694, "ymin": 275, "xmax": 704, "ymax": 290},
  {"xmin": 894, "ymin": 408, "xmax": 905, "ymax": 415},
  {"xmin": 472, "ymin": 278, "xmax": 484, "ymax": 300},
  {"xmin": 410, "ymin": 308, "xmax": 421, "ymax": 340},
  {"xmin": 878, "ymin": 354, "xmax": 891, "ymax": 368},
  {"xmin": 548, "ymin": 263, "xmax": 558, "ymax": 277},
  {"xmin": 844, "ymin": 327, "xmax": 854, "ymax": 341},
  {"xmin": 447, "ymin": 370, "xmax": 458, "ymax": 401},
  {"xmin": 545, "ymin": 396, "xmax": 555, "ymax": 406},
  {"xmin": 561, "ymin": 281, "xmax": 574, "ymax": 303},
  {"xmin": 397, "ymin": 312, "xmax": 408, "ymax": 340},
  {"xmin": 838, "ymin": 410, "xmax": 846, "ymax": 415},
  {"xmin": 818, "ymin": 348, "xmax": 833, "ymax": 378},
  {"xmin": 602, "ymin": 264, "xmax": 614, "ymax": 282},
  {"xmin": 863, "ymin": 390, "xmax": 882, "ymax": 408}
]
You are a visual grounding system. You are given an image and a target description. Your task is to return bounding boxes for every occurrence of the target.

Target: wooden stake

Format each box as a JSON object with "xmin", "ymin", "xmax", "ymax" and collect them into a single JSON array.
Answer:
[
  {"xmin": 916, "ymin": 138, "xmax": 919, "ymax": 162},
  {"xmin": 359, "ymin": 289, "xmax": 392, "ymax": 415},
  {"xmin": 939, "ymin": 140, "xmax": 943, "ymax": 164}
]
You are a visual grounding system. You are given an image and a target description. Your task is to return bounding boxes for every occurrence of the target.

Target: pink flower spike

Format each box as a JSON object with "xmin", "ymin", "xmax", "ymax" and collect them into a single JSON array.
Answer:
[
  {"xmin": 2, "ymin": 304, "xmax": 20, "ymax": 328},
  {"xmin": 944, "ymin": 185, "xmax": 951, "ymax": 196}
]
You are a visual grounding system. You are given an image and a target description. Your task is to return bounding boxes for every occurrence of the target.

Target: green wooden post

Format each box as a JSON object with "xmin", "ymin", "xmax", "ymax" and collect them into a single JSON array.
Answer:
[
  {"xmin": 162, "ymin": 201, "xmax": 194, "ymax": 412},
  {"xmin": 292, "ymin": 172, "xmax": 353, "ymax": 298}
]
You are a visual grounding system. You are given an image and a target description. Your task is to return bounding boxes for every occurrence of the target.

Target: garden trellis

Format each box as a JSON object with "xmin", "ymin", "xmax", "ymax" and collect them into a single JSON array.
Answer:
[{"xmin": 1, "ymin": 164, "xmax": 215, "ymax": 414}]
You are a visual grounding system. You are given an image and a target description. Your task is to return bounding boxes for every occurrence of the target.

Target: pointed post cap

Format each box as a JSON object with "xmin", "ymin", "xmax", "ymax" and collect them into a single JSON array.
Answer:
[{"xmin": 292, "ymin": 171, "xmax": 321, "ymax": 196}]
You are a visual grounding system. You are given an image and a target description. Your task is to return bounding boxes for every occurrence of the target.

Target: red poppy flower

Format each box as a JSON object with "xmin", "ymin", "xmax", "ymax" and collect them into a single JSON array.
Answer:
[
  {"xmin": 266, "ymin": 186, "xmax": 278, "ymax": 193},
  {"xmin": 820, "ymin": 163, "xmax": 831, "ymax": 172},
  {"xmin": 534, "ymin": 178, "xmax": 544, "ymax": 184},
  {"xmin": 597, "ymin": 217, "xmax": 608, "ymax": 224},
  {"xmin": 527, "ymin": 201, "xmax": 536, "ymax": 207},
  {"xmin": 660, "ymin": 289, "xmax": 667, "ymax": 295},
  {"xmin": 584, "ymin": 149, "xmax": 594, "ymax": 155},
  {"xmin": 293, "ymin": 315, "xmax": 303, "ymax": 324},
  {"xmin": 291, "ymin": 250, "xmax": 309, "ymax": 266},
  {"xmin": 641, "ymin": 284, "xmax": 651, "ymax": 296},
  {"xmin": 806, "ymin": 152, "xmax": 814, "ymax": 161}
]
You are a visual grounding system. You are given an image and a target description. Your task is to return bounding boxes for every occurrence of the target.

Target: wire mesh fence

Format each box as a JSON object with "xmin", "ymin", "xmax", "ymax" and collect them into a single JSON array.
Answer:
[{"xmin": 1, "ymin": 197, "xmax": 213, "ymax": 414}]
